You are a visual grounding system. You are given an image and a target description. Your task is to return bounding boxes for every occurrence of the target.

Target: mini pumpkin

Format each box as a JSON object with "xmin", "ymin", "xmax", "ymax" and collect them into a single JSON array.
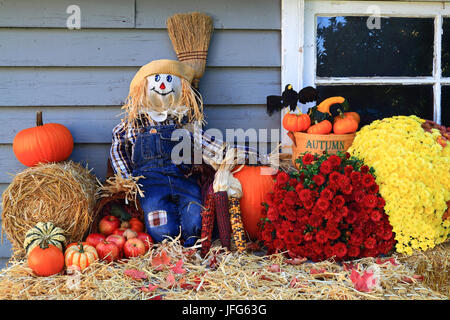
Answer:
[
  {"xmin": 333, "ymin": 112, "xmax": 359, "ymax": 134},
  {"xmin": 307, "ymin": 120, "xmax": 333, "ymax": 135},
  {"xmin": 24, "ymin": 222, "xmax": 66, "ymax": 256},
  {"xmin": 282, "ymin": 111, "xmax": 311, "ymax": 132},
  {"xmin": 13, "ymin": 111, "xmax": 73, "ymax": 167},
  {"xmin": 27, "ymin": 242, "xmax": 64, "ymax": 277},
  {"xmin": 65, "ymin": 242, "xmax": 98, "ymax": 271}
]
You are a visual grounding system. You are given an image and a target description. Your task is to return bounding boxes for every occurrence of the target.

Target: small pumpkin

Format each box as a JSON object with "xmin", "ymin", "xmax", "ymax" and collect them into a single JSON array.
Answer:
[
  {"xmin": 234, "ymin": 166, "xmax": 276, "ymax": 241},
  {"xmin": 282, "ymin": 111, "xmax": 311, "ymax": 132},
  {"xmin": 13, "ymin": 111, "xmax": 74, "ymax": 167},
  {"xmin": 333, "ymin": 112, "xmax": 359, "ymax": 134},
  {"xmin": 65, "ymin": 242, "xmax": 98, "ymax": 271},
  {"xmin": 24, "ymin": 222, "xmax": 66, "ymax": 256},
  {"xmin": 28, "ymin": 242, "xmax": 65, "ymax": 277},
  {"xmin": 343, "ymin": 111, "xmax": 360, "ymax": 124},
  {"xmin": 307, "ymin": 120, "xmax": 333, "ymax": 135}
]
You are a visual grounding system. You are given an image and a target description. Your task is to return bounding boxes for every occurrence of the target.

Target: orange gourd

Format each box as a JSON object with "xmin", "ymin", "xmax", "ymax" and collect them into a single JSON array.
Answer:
[
  {"xmin": 307, "ymin": 120, "xmax": 333, "ymax": 134},
  {"xmin": 27, "ymin": 242, "xmax": 65, "ymax": 277},
  {"xmin": 234, "ymin": 166, "xmax": 276, "ymax": 241},
  {"xmin": 316, "ymin": 96, "xmax": 346, "ymax": 115},
  {"xmin": 337, "ymin": 112, "xmax": 360, "ymax": 125},
  {"xmin": 65, "ymin": 242, "xmax": 98, "ymax": 271},
  {"xmin": 333, "ymin": 112, "xmax": 359, "ymax": 134},
  {"xmin": 282, "ymin": 112, "xmax": 311, "ymax": 132},
  {"xmin": 13, "ymin": 111, "xmax": 74, "ymax": 167}
]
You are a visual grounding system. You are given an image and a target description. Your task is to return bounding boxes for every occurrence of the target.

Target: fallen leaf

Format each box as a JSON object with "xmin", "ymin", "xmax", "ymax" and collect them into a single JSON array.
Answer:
[
  {"xmin": 148, "ymin": 294, "xmax": 163, "ymax": 300},
  {"xmin": 171, "ymin": 259, "xmax": 187, "ymax": 274},
  {"xmin": 268, "ymin": 264, "xmax": 281, "ymax": 273},
  {"xmin": 350, "ymin": 269, "xmax": 378, "ymax": 292},
  {"xmin": 310, "ymin": 268, "xmax": 326, "ymax": 275},
  {"xmin": 285, "ymin": 257, "xmax": 307, "ymax": 265},
  {"xmin": 343, "ymin": 262, "xmax": 358, "ymax": 271},
  {"xmin": 376, "ymin": 257, "xmax": 398, "ymax": 266},
  {"xmin": 151, "ymin": 250, "xmax": 171, "ymax": 271},
  {"xmin": 165, "ymin": 272, "xmax": 176, "ymax": 288},
  {"xmin": 401, "ymin": 275, "xmax": 424, "ymax": 283},
  {"xmin": 140, "ymin": 283, "xmax": 158, "ymax": 292},
  {"xmin": 124, "ymin": 269, "xmax": 147, "ymax": 280}
]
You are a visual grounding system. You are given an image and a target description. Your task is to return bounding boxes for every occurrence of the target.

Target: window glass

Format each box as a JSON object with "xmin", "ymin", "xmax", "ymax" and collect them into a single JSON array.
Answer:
[
  {"xmin": 441, "ymin": 86, "xmax": 450, "ymax": 126},
  {"xmin": 317, "ymin": 17, "xmax": 434, "ymax": 77},
  {"xmin": 316, "ymin": 85, "xmax": 434, "ymax": 126},
  {"xmin": 442, "ymin": 18, "xmax": 450, "ymax": 78}
]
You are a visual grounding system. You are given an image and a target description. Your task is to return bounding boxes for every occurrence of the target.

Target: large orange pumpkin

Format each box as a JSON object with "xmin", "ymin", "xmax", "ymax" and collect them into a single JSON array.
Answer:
[
  {"xmin": 27, "ymin": 242, "xmax": 65, "ymax": 277},
  {"xmin": 13, "ymin": 111, "xmax": 74, "ymax": 167},
  {"xmin": 234, "ymin": 166, "xmax": 276, "ymax": 240}
]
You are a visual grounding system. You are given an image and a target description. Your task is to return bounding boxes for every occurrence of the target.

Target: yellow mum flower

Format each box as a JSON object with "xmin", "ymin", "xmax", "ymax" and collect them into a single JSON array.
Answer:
[{"xmin": 348, "ymin": 115, "xmax": 450, "ymax": 255}]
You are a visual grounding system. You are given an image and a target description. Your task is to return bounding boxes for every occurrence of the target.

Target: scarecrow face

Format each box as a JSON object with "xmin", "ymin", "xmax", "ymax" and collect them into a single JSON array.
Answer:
[{"xmin": 146, "ymin": 73, "xmax": 184, "ymax": 118}]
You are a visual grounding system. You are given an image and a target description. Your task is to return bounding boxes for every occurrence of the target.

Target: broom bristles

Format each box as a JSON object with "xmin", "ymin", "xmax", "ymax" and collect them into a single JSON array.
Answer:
[{"xmin": 167, "ymin": 12, "xmax": 214, "ymax": 86}]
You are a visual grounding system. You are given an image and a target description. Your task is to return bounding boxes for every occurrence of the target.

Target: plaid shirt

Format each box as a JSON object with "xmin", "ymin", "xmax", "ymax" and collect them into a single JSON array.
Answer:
[{"xmin": 110, "ymin": 115, "xmax": 268, "ymax": 178}]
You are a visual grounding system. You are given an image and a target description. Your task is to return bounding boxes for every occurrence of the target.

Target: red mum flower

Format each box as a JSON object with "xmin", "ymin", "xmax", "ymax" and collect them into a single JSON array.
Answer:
[
  {"xmin": 370, "ymin": 209, "xmax": 382, "ymax": 222},
  {"xmin": 299, "ymin": 189, "xmax": 312, "ymax": 202},
  {"xmin": 267, "ymin": 207, "xmax": 279, "ymax": 221},
  {"xmin": 308, "ymin": 214, "xmax": 323, "ymax": 228},
  {"xmin": 302, "ymin": 153, "xmax": 315, "ymax": 165},
  {"xmin": 315, "ymin": 230, "xmax": 328, "ymax": 244},
  {"xmin": 324, "ymin": 244, "xmax": 335, "ymax": 257},
  {"xmin": 317, "ymin": 198, "xmax": 330, "ymax": 211},
  {"xmin": 328, "ymin": 155, "xmax": 342, "ymax": 168},
  {"xmin": 320, "ymin": 187, "xmax": 334, "ymax": 201},
  {"xmin": 319, "ymin": 160, "xmax": 333, "ymax": 175},
  {"xmin": 364, "ymin": 237, "xmax": 376, "ymax": 249},
  {"xmin": 345, "ymin": 210, "xmax": 357, "ymax": 224},
  {"xmin": 288, "ymin": 178, "xmax": 298, "ymax": 187},
  {"xmin": 363, "ymin": 194, "xmax": 378, "ymax": 208},
  {"xmin": 329, "ymin": 171, "xmax": 341, "ymax": 185},
  {"xmin": 333, "ymin": 242, "xmax": 347, "ymax": 258},
  {"xmin": 312, "ymin": 174, "xmax": 326, "ymax": 187},
  {"xmin": 361, "ymin": 165, "xmax": 369, "ymax": 174},
  {"xmin": 295, "ymin": 183, "xmax": 304, "ymax": 194},
  {"xmin": 303, "ymin": 199, "xmax": 314, "ymax": 209},
  {"xmin": 353, "ymin": 189, "xmax": 365, "ymax": 203},
  {"xmin": 284, "ymin": 190, "xmax": 298, "ymax": 206},
  {"xmin": 377, "ymin": 197, "xmax": 386, "ymax": 208},
  {"xmin": 348, "ymin": 246, "xmax": 360, "ymax": 257},
  {"xmin": 341, "ymin": 183, "xmax": 353, "ymax": 195},
  {"xmin": 277, "ymin": 171, "xmax": 290, "ymax": 185},
  {"xmin": 350, "ymin": 171, "xmax": 361, "ymax": 185},
  {"xmin": 332, "ymin": 195, "xmax": 345, "ymax": 208},
  {"xmin": 361, "ymin": 174, "xmax": 374, "ymax": 188},
  {"xmin": 326, "ymin": 227, "xmax": 340, "ymax": 240},
  {"xmin": 369, "ymin": 183, "xmax": 379, "ymax": 194},
  {"xmin": 344, "ymin": 165, "xmax": 354, "ymax": 176}
]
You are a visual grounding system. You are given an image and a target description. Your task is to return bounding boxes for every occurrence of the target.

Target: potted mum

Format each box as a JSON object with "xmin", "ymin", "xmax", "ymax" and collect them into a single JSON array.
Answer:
[{"xmin": 259, "ymin": 151, "xmax": 396, "ymax": 262}]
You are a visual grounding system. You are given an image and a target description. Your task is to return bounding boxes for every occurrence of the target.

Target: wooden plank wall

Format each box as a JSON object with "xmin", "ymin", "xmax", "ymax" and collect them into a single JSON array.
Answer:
[{"xmin": 0, "ymin": 0, "xmax": 281, "ymax": 258}]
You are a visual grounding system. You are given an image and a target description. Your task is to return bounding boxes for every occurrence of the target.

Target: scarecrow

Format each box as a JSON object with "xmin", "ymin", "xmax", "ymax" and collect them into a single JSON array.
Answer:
[{"xmin": 109, "ymin": 59, "xmax": 268, "ymax": 247}]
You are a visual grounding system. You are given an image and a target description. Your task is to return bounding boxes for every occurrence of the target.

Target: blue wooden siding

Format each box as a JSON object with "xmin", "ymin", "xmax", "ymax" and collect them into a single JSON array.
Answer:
[{"xmin": 0, "ymin": 0, "xmax": 281, "ymax": 259}]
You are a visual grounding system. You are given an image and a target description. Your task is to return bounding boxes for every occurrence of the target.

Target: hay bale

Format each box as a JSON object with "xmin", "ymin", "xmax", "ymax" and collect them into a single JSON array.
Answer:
[{"xmin": 1, "ymin": 161, "xmax": 99, "ymax": 258}]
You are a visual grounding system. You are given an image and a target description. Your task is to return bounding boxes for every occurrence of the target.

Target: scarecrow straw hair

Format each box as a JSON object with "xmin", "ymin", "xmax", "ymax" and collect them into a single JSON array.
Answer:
[
  {"xmin": 1, "ymin": 161, "xmax": 98, "ymax": 258},
  {"xmin": 0, "ymin": 238, "xmax": 448, "ymax": 300},
  {"xmin": 167, "ymin": 12, "xmax": 214, "ymax": 88},
  {"xmin": 122, "ymin": 76, "xmax": 204, "ymax": 126}
]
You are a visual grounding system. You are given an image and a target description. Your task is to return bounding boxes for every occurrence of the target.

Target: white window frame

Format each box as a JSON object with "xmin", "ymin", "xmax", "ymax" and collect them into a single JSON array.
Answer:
[{"xmin": 281, "ymin": 0, "xmax": 450, "ymax": 146}]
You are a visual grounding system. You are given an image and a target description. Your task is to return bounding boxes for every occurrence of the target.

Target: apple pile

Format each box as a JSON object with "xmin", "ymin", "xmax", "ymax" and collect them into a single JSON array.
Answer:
[
  {"xmin": 86, "ymin": 215, "xmax": 153, "ymax": 262},
  {"xmin": 422, "ymin": 119, "xmax": 450, "ymax": 148}
]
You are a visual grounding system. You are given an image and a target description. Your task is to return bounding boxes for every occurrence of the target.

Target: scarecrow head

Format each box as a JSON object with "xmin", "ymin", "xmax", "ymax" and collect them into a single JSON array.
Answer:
[{"xmin": 122, "ymin": 59, "xmax": 204, "ymax": 125}]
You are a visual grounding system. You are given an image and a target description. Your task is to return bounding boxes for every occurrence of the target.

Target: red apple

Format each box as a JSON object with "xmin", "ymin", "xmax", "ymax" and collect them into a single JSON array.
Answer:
[
  {"xmin": 85, "ymin": 233, "xmax": 106, "ymax": 248},
  {"xmin": 129, "ymin": 218, "xmax": 144, "ymax": 233},
  {"xmin": 96, "ymin": 240, "xmax": 120, "ymax": 262},
  {"xmin": 123, "ymin": 238, "xmax": 146, "ymax": 258},
  {"xmin": 113, "ymin": 228, "xmax": 127, "ymax": 237},
  {"xmin": 106, "ymin": 234, "xmax": 126, "ymax": 252},
  {"xmin": 99, "ymin": 215, "xmax": 120, "ymax": 236},
  {"xmin": 137, "ymin": 232, "xmax": 153, "ymax": 252}
]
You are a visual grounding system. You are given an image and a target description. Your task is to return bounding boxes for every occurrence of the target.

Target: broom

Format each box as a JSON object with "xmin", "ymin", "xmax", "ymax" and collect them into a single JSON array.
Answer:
[{"xmin": 167, "ymin": 12, "xmax": 214, "ymax": 89}]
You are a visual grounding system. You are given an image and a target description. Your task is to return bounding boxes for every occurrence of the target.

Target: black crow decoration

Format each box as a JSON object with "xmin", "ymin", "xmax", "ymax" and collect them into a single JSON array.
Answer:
[{"xmin": 266, "ymin": 85, "xmax": 319, "ymax": 116}]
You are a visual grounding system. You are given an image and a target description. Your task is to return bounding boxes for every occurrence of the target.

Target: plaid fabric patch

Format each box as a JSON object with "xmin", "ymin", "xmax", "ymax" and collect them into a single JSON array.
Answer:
[{"xmin": 147, "ymin": 210, "xmax": 168, "ymax": 227}]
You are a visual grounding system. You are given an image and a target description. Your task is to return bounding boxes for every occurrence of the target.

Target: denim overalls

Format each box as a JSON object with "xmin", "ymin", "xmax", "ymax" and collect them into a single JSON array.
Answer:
[{"xmin": 132, "ymin": 124, "xmax": 202, "ymax": 247}]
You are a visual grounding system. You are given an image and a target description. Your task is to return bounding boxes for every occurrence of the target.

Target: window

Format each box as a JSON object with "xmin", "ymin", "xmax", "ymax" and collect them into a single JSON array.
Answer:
[{"xmin": 282, "ymin": 0, "xmax": 450, "ymax": 133}]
